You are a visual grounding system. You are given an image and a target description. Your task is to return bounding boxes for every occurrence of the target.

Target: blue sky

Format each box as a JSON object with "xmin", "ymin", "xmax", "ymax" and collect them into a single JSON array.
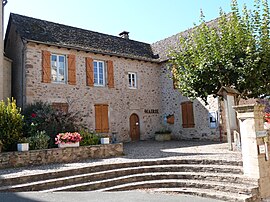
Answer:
[{"xmin": 4, "ymin": 0, "xmax": 254, "ymax": 43}]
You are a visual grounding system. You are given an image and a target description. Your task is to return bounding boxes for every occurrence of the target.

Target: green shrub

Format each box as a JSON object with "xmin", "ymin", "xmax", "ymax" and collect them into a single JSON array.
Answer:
[
  {"xmin": 28, "ymin": 131, "xmax": 50, "ymax": 150},
  {"xmin": 23, "ymin": 101, "xmax": 85, "ymax": 148},
  {"xmin": 79, "ymin": 129, "xmax": 99, "ymax": 146},
  {"xmin": 0, "ymin": 98, "xmax": 24, "ymax": 151}
]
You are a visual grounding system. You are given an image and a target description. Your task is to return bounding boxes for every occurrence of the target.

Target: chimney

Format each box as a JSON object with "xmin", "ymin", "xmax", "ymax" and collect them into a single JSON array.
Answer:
[{"xmin": 119, "ymin": 31, "xmax": 129, "ymax": 39}]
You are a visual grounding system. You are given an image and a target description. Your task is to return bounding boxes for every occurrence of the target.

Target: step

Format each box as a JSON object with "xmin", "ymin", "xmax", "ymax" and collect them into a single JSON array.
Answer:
[
  {"xmin": 0, "ymin": 161, "xmax": 243, "ymax": 187},
  {"xmin": 40, "ymin": 174, "xmax": 257, "ymax": 194},
  {"xmin": 0, "ymin": 164, "xmax": 245, "ymax": 192},
  {"xmin": 149, "ymin": 187, "xmax": 259, "ymax": 202}
]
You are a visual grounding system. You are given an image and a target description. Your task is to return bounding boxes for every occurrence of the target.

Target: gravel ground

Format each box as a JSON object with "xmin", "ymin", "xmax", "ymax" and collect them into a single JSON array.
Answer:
[{"xmin": 0, "ymin": 140, "xmax": 242, "ymax": 179}]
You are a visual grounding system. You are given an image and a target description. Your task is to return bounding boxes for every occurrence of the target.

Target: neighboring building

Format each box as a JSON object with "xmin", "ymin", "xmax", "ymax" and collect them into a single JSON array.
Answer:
[
  {"xmin": 5, "ymin": 13, "xmax": 221, "ymax": 142},
  {"xmin": 0, "ymin": 0, "xmax": 12, "ymax": 102}
]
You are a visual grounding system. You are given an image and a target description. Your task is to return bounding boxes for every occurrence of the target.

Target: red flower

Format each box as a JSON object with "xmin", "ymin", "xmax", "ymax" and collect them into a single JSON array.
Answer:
[{"xmin": 31, "ymin": 113, "xmax": 37, "ymax": 118}]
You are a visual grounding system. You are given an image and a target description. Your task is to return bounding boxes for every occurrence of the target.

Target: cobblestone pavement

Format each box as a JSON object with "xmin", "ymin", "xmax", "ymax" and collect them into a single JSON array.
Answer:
[{"xmin": 0, "ymin": 140, "xmax": 242, "ymax": 179}]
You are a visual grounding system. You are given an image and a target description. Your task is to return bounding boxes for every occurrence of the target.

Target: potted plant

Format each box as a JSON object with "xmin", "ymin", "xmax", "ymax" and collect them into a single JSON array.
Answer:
[
  {"xmin": 155, "ymin": 128, "xmax": 172, "ymax": 141},
  {"xmin": 100, "ymin": 134, "xmax": 110, "ymax": 144},
  {"xmin": 264, "ymin": 113, "xmax": 270, "ymax": 130},
  {"xmin": 17, "ymin": 137, "xmax": 29, "ymax": 151},
  {"xmin": 55, "ymin": 132, "xmax": 82, "ymax": 148}
]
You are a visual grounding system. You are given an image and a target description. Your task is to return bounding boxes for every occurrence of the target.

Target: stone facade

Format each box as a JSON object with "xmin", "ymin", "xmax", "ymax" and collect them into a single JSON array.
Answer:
[
  {"xmin": 0, "ymin": 1, "xmax": 12, "ymax": 102},
  {"xmin": 160, "ymin": 66, "xmax": 220, "ymax": 141},
  {"xmin": 0, "ymin": 143, "xmax": 123, "ymax": 169},
  {"xmin": 5, "ymin": 14, "xmax": 222, "ymax": 142}
]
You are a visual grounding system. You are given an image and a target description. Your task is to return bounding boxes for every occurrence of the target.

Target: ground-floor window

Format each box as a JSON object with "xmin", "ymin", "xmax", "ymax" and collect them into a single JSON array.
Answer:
[
  {"xmin": 94, "ymin": 104, "xmax": 109, "ymax": 133},
  {"xmin": 181, "ymin": 101, "xmax": 195, "ymax": 128},
  {"xmin": 52, "ymin": 103, "xmax": 68, "ymax": 113}
]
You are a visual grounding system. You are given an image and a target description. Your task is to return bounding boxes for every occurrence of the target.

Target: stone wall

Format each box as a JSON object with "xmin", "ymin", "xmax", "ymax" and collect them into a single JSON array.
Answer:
[
  {"xmin": 21, "ymin": 42, "xmax": 161, "ymax": 142},
  {"xmin": 0, "ymin": 143, "xmax": 123, "ymax": 169},
  {"xmin": 160, "ymin": 66, "xmax": 220, "ymax": 141}
]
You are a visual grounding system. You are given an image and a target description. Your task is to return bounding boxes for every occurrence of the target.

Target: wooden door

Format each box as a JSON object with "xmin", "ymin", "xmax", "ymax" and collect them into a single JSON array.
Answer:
[{"xmin": 130, "ymin": 113, "xmax": 140, "ymax": 141}]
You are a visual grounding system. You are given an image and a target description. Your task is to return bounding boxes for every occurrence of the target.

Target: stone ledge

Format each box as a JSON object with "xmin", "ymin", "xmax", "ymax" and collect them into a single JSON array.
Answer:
[{"xmin": 0, "ymin": 143, "xmax": 123, "ymax": 169}]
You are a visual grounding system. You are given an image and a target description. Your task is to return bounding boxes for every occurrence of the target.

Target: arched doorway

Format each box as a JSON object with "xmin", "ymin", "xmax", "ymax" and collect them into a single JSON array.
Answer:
[{"xmin": 129, "ymin": 113, "xmax": 140, "ymax": 141}]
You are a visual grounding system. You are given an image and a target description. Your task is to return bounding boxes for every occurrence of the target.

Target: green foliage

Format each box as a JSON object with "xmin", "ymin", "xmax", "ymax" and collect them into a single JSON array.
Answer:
[
  {"xmin": 0, "ymin": 98, "xmax": 24, "ymax": 151},
  {"xmin": 79, "ymin": 129, "xmax": 99, "ymax": 146},
  {"xmin": 23, "ymin": 101, "xmax": 84, "ymax": 148},
  {"xmin": 169, "ymin": 0, "xmax": 270, "ymax": 103},
  {"xmin": 28, "ymin": 131, "xmax": 50, "ymax": 150}
]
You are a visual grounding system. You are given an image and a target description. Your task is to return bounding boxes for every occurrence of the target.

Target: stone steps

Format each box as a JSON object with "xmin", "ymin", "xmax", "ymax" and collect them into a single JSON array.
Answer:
[
  {"xmin": 149, "ymin": 188, "xmax": 258, "ymax": 202},
  {"xmin": 0, "ymin": 159, "xmax": 259, "ymax": 201}
]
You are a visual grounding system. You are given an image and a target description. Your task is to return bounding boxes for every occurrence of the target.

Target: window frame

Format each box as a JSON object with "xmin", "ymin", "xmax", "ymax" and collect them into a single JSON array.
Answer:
[
  {"xmin": 93, "ymin": 60, "xmax": 105, "ymax": 87},
  {"xmin": 128, "ymin": 72, "xmax": 137, "ymax": 89},
  {"xmin": 51, "ymin": 54, "xmax": 67, "ymax": 83}
]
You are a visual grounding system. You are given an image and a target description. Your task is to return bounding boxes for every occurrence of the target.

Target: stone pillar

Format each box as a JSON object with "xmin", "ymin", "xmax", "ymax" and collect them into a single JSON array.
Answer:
[{"xmin": 234, "ymin": 104, "xmax": 270, "ymax": 199}]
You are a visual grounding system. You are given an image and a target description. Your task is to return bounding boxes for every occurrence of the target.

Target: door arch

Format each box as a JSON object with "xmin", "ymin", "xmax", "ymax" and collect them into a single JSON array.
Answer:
[{"xmin": 130, "ymin": 113, "xmax": 140, "ymax": 141}]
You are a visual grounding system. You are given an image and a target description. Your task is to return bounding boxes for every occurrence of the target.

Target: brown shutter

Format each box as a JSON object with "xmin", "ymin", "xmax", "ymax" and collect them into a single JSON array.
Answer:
[
  {"xmin": 107, "ymin": 60, "xmax": 114, "ymax": 88},
  {"xmin": 86, "ymin": 57, "xmax": 94, "ymax": 86},
  {"xmin": 68, "ymin": 54, "xmax": 76, "ymax": 85},
  {"xmin": 42, "ymin": 50, "xmax": 51, "ymax": 83},
  {"xmin": 181, "ymin": 102, "xmax": 195, "ymax": 128},
  {"xmin": 181, "ymin": 102, "xmax": 188, "ymax": 128},
  {"xmin": 95, "ymin": 104, "xmax": 102, "ymax": 132},
  {"xmin": 187, "ymin": 102, "xmax": 195, "ymax": 128},
  {"xmin": 101, "ymin": 105, "xmax": 109, "ymax": 132}
]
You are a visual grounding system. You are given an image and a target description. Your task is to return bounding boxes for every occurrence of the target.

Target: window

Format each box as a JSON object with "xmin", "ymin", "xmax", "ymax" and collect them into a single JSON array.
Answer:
[
  {"xmin": 51, "ymin": 54, "xmax": 66, "ymax": 83},
  {"xmin": 181, "ymin": 101, "xmax": 195, "ymax": 128},
  {"xmin": 94, "ymin": 60, "xmax": 105, "ymax": 86},
  {"xmin": 52, "ymin": 103, "xmax": 69, "ymax": 113},
  {"xmin": 95, "ymin": 104, "xmax": 109, "ymax": 133},
  {"xmin": 128, "ymin": 72, "xmax": 137, "ymax": 89}
]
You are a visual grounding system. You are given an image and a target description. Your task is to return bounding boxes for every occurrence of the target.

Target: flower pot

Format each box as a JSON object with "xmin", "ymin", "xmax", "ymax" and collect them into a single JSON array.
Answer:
[
  {"xmin": 17, "ymin": 143, "xmax": 29, "ymax": 151},
  {"xmin": 101, "ymin": 137, "xmax": 110, "ymax": 144},
  {"xmin": 58, "ymin": 142, "xmax": 80, "ymax": 148},
  {"xmin": 155, "ymin": 133, "xmax": 171, "ymax": 141}
]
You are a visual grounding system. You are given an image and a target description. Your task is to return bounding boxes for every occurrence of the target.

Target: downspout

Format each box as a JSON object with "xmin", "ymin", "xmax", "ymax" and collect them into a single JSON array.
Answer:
[{"xmin": 21, "ymin": 39, "xmax": 27, "ymax": 110}]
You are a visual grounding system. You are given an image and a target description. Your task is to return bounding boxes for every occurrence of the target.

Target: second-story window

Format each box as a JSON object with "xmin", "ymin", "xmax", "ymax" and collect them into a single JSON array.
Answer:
[
  {"xmin": 51, "ymin": 54, "xmax": 66, "ymax": 83},
  {"xmin": 128, "ymin": 72, "xmax": 137, "ymax": 89},
  {"xmin": 94, "ymin": 60, "xmax": 105, "ymax": 86}
]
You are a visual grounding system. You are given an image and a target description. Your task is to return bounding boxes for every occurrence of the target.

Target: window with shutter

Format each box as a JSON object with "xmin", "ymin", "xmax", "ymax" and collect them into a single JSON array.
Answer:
[
  {"xmin": 86, "ymin": 57, "xmax": 94, "ymax": 86},
  {"xmin": 107, "ymin": 60, "xmax": 114, "ymax": 88},
  {"xmin": 42, "ymin": 50, "xmax": 51, "ymax": 83},
  {"xmin": 181, "ymin": 101, "xmax": 195, "ymax": 128},
  {"xmin": 94, "ymin": 104, "xmax": 109, "ymax": 133},
  {"xmin": 68, "ymin": 54, "xmax": 76, "ymax": 85},
  {"xmin": 52, "ymin": 103, "xmax": 69, "ymax": 113}
]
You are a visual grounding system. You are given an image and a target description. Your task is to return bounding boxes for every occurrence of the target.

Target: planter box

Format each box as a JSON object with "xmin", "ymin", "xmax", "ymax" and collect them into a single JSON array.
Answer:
[
  {"xmin": 155, "ymin": 133, "xmax": 171, "ymax": 141},
  {"xmin": 58, "ymin": 142, "xmax": 79, "ymax": 148},
  {"xmin": 101, "ymin": 138, "xmax": 110, "ymax": 144},
  {"xmin": 17, "ymin": 143, "xmax": 29, "ymax": 151}
]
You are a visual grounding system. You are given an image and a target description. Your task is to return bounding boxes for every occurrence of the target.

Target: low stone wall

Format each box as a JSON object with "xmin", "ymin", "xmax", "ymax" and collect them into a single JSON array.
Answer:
[{"xmin": 0, "ymin": 143, "xmax": 123, "ymax": 169}]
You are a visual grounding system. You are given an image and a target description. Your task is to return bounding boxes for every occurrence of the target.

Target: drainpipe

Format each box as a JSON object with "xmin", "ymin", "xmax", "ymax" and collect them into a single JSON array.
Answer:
[{"xmin": 21, "ymin": 39, "xmax": 27, "ymax": 110}]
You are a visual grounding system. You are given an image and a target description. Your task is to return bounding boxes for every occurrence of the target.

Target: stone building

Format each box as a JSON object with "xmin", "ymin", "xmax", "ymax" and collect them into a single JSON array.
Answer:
[
  {"xmin": 5, "ymin": 13, "xmax": 220, "ymax": 142},
  {"xmin": 0, "ymin": 0, "xmax": 12, "ymax": 102}
]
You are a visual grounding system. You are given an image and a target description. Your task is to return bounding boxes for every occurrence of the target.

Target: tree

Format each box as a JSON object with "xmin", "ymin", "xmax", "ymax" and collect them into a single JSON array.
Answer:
[{"xmin": 169, "ymin": 0, "xmax": 270, "ymax": 103}]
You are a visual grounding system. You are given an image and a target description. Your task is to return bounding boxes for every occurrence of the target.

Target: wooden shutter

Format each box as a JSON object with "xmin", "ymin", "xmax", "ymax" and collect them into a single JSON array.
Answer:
[
  {"xmin": 107, "ymin": 60, "xmax": 114, "ymax": 88},
  {"xmin": 101, "ymin": 105, "xmax": 109, "ymax": 132},
  {"xmin": 181, "ymin": 101, "xmax": 195, "ymax": 128},
  {"xmin": 187, "ymin": 102, "xmax": 195, "ymax": 127},
  {"xmin": 86, "ymin": 57, "xmax": 94, "ymax": 86},
  {"xmin": 52, "ymin": 103, "xmax": 69, "ymax": 113},
  {"xmin": 95, "ymin": 104, "xmax": 109, "ymax": 133},
  {"xmin": 68, "ymin": 54, "xmax": 76, "ymax": 85},
  {"xmin": 42, "ymin": 50, "xmax": 51, "ymax": 83},
  {"xmin": 95, "ymin": 105, "xmax": 102, "ymax": 132}
]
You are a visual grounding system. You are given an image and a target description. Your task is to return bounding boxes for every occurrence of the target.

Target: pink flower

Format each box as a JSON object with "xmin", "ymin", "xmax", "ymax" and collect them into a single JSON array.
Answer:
[
  {"xmin": 55, "ymin": 132, "xmax": 82, "ymax": 144},
  {"xmin": 31, "ymin": 113, "xmax": 37, "ymax": 118}
]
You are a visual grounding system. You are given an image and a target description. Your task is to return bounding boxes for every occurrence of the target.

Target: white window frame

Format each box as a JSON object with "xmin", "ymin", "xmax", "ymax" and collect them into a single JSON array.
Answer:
[
  {"xmin": 51, "ymin": 54, "xmax": 67, "ymax": 83},
  {"xmin": 128, "ymin": 72, "xmax": 137, "ymax": 89},
  {"xmin": 94, "ymin": 60, "xmax": 105, "ymax": 86}
]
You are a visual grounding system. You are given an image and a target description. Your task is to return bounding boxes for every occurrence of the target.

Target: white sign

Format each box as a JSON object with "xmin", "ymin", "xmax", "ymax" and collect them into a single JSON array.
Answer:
[
  {"xmin": 256, "ymin": 131, "xmax": 267, "ymax": 138},
  {"xmin": 258, "ymin": 145, "xmax": 266, "ymax": 154}
]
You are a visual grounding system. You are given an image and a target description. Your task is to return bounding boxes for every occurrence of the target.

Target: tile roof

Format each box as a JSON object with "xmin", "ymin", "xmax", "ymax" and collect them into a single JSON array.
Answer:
[{"xmin": 7, "ymin": 13, "xmax": 159, "ymax": 62}]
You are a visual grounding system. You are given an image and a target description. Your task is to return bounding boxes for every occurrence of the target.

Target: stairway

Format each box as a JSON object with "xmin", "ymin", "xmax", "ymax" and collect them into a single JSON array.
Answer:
[{"xmin": 0, "ymin": 159, "xmax": 259, "ymax": 201}]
